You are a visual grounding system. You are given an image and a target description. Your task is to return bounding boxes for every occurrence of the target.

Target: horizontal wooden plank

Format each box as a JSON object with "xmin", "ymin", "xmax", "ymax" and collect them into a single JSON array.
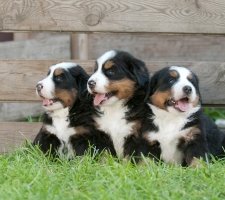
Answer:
[
  {"xmin": 0, "ymin": 34, "xmax": 71, "ymax": 59},
  {"xmin": 0, "ymin": 102, "xmax": 42, "ymax": 121},
  {"xmin": 0, "ymin": 60, "xmax": 93, "ymax": 102},
  {"xmin": 0, "ymin": 122, "xmax": 41, "ymax": 153},
  {"xmin": 0, "ymin": 60, "xmax": 224, "ymax": 105},
  {"xmin": 1, "ymin": 0, "xmax": 225, "ymax": 34},
  {"xmin": 89, "ymin": 33, "xmax": 225, "ymax": 62}
]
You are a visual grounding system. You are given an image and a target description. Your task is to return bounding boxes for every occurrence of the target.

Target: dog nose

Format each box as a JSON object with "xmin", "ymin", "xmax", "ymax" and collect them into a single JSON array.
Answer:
[
  {"xmin": 36, "ymin": 83, "xmax": 43, "ymax": 92},
  {"xmin": 88, "ymin": 80, "xmax": 96, "ymax": 89},
  {"xmin": 183, "ymin": 85, "xmax": 192, "ymax": 95}
]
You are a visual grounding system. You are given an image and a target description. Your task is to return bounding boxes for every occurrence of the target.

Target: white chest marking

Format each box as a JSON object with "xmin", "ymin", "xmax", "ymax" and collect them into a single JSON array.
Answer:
[
  {"xmin": 148, "ymin": 104, "xmax": 200, "ymax": 164},
  {"xmin": 45, "ymin": 108, "xmax": 76, "ymax": 158},
  {"xmin": 95, "ymin": 101, "xmax": 134, "ymax": 157}
]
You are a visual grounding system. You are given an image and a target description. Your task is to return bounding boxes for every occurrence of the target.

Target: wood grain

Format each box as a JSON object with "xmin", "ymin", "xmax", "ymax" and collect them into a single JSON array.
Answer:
[
  {"xmin": 1, "ymin": 0, "xmax": 225, "ymax": 34},
  {"xmin": 88, "ymin": 33, "xmax": 225, "ymax": 62},
  {"xmin": 0, "ymin": 60, "xmax": 224, "ymax": 105},
  {"xmin": 71, "ymin": 33, "xmax": 89, "ymax": 60},
  {"xmin": 0, "ymin": 122, "xmax": 41, "ymax": 153},
  {"xmin": 0, "ymin": 102, "xmax": 42, "ymax": 121},
  {"xmin": 0, "ymin": 34, "xmax": 71, "ymax": 59},
  {"xmin": 0, "ymin": 60, "xmax": 93, "ymax": 102}
]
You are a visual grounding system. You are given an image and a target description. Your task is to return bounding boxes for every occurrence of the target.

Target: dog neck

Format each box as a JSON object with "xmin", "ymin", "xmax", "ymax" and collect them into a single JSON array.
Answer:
[
  {"xmin": 47, "ymin": 107, "xmax": 69, "ymax": 120},
  {"xmin": 149, "ymin": 103, "xmax": 201, "ymax": 122}
]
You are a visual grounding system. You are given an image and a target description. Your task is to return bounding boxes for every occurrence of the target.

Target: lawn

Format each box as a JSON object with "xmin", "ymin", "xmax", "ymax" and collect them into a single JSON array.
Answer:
[
  {"xmin": 0, "ymin": 146, "xmax": 225, "ymax": 200},
  {"xmin": 1, "ymin": 108, "xmax": 224, "ymax": 200}
]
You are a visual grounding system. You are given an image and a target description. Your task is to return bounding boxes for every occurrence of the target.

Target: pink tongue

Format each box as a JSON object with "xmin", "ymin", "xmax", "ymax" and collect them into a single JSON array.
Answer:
[
  {"xmin": 42, "ymin": 99, "xmax": 54, "ymax": 106},
  {"xmin": 175, "ymin": 101, "xmax": 189, "ymax": 112},
  {"xmin": 94, "ymin": 94, "xmax": 107, "ymax": 106}
]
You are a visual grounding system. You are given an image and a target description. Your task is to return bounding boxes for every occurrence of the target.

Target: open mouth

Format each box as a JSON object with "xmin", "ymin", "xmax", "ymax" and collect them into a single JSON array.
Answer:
[
  {"xmin": 39, "ymin": 95, "xmax": 58, "ymax": 107},
  {"xmin": 166, "ymin": 97, "xmax": 190, "ymax": 112},
  {"xmin": 93, "ymin": 92, "xmax": 114, "ymax": 106}
]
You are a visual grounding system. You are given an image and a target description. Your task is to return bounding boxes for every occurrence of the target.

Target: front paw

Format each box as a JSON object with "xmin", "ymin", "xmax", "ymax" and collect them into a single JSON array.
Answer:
[{"xmin": 189, "ymin": 157, "xmax": 206, "ymax": 168}]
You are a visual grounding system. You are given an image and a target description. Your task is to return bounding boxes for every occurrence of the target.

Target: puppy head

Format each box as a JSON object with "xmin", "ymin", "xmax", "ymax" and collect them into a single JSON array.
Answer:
[
  {"xmin": 36, "ymin": 62, "xmax": 88, "ymax": 111},
  {"xmin": 87, "ymin": 50, "xmax": 149, "ymax": 107},
  {"xmin": 150, "ymin": 66, "xmax": 201, "ymax": 113}
]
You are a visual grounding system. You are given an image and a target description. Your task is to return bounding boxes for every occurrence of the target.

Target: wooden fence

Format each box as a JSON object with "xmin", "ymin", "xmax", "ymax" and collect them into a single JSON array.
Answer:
[{"xmin": 0, "ymin": 0, "xmax": 225, "ymax": 152}]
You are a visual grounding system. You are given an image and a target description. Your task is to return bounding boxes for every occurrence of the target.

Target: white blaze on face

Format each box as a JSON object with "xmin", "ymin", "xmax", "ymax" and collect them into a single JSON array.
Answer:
[
  {"xmin": 170, "ymin": 66, "xmax": 197, "ymax": 103},
  {"xmin": 87, "ymin": 50, "xmax": 117, "ymax": 94},
  {"xmin": 37, "ymin": 69, "xmax": 55, "ymax": 99},
  {"xmin": 36, "ymin": 62, "xmax": 78, "ymax": 111},
  {"xmin": 37, "ymin": 62, "xmax": 78, "ymax": 99}
]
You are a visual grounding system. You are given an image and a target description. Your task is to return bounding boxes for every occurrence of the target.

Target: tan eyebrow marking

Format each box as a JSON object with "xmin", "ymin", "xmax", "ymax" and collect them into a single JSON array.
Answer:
[
  {"xmin": 54, "ymin": 68, "xmax": 64, "ymax": 76},
  {"xmin": 104, "ymin": 61, "xmax": 114, "ymax": 70},
  {"xmin": 169, "ymin": 70, "xmax": 178, "ymax": 78},
  {"xmin": 187, "ymin": 73, "xmax": 193, "ymax": 80}
]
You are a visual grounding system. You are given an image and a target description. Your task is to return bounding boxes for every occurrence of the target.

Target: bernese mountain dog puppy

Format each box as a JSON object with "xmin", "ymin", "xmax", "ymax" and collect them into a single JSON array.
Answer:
[
  {"xmin": 33, "ymin": 62, "xmax": 115, "ymax": 158},
  {"xmin": 87, "ymin": 50, "xmax": 160, "ymax": 162},
  {"xmin": 148, "ymin": 66, "xmax": 225, "ymax": 166}
]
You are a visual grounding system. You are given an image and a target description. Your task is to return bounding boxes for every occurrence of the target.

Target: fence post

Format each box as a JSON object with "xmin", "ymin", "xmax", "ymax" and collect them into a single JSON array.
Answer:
[{"xmin": 71, "ymin": 33, "xmax": 89, "ymax": 60}]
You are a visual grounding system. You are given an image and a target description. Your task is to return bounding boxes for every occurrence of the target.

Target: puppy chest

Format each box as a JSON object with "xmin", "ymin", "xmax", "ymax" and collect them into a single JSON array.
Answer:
[
  {"xmin": 45, "ymin": 117, "xmax": 76, "ymax": 158},
  {"xmin": 149, "ymin": 123, "xmax": 188, "ymax": 164},
  {"xmin": 46, "ymin": 117, "xmax": 76, "ymax": 144},
  {"xmin": 95, "ymin": 111, "xmax": 134, "ymax": 157}
]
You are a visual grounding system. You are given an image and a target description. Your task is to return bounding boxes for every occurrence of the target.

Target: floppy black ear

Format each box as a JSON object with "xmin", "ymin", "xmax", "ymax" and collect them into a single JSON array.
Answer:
[
  {"xmin": 121, "ymin": 52, "xmax": 150, "ymax": 88},
  {"xmin": 149, "ymin": 70, "xmax": 161, "ymax": 96},
  {"xmin": 149, "ymin": 67, "xmax": 172, "ymax": 96},
  {"xmin": 192, "ymin": 71, "xmax": 202, "ymax": 103},
  {"xmin": 130, "ymin": 58, "xmax": 150, "ymax": 88},
  {"xmin": 124, "ymin": 55, "xmax": 152, "ymax": 102},
  {"xmin": 68, "ymin": 65, "xmax": 89, "ymax": 96},
  {"xmin": 192, "ymin": 72, "xmax": 200, "ymax": 90}
]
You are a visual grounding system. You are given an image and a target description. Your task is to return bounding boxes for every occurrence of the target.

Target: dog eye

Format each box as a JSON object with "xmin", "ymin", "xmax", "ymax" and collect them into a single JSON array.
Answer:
[
  {"xmin": 55, "ymin": 74, "xmax": 64, "ymax": 82},
  {"xmin": 169, "ymin": 78, "xmax": 175, "ymax": 84},
  {"xmin": 106, "ymin": 68, "xmax": 115, "ymax": 76}
]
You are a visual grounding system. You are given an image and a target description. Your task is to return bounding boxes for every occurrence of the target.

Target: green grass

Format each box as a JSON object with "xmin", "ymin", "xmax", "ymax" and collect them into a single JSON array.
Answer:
[
  {"xmin": 11, "ymin": 108, "xmax": 224, "ymax": 200},
  {"xmin": 204, "ymin": 108, "xmax": 225, "ymax": 121},
  {"xmin": 0, "ymin": 146, "xmax": 225, "ymax": 200},
  {"xmin": 26, "ymin": 115, "xmax": 43, "ymax": 123}
]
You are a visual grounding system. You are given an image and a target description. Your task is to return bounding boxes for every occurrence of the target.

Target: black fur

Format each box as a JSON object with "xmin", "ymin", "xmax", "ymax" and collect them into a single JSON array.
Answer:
[
  {"xmin": 149, "ymin": 66, "xmax": 225, "ymax": 166},
  {"xmin": 114, "ymin": 51, "xmax": 160, "ymax": 161},
  {"xmin": 101, "ymin": 50, "xmax": 149, "ymax": 88},
  {"xmin": 179, "ymin": 109, "xmax": 225, "ymax": 165},
  {"xmin": 33, "ymin": 126, "xmax": 61, "ymax": 156},
  {"xmin": 124, "ymin": 84, "xmax": 160, "ymax": 162},
  {"xmin": 68, "ymin": 88, "xmax": 116, "ymax": 157},
  {"xmin": 149, "ymin": 67, "xmax": 200, "ymax": 98},
  {"xmin": 89, "ymin": 50, "xmax": 159, "ymax": 162},
  {"xmin": 33, "ymin": 64, "xmax": 115, "ymax": 158},
  {"xmin": 113, "ymin": 51, "xmax": 149, "ymax": 88},
  {"xmin": 178, "ymin": 109, "xmax": 209, "ymax": 166},
  {"xmin": 202, "ymin": 114, "xmax": 225, "ymax": 158},
  {"xmin": 121, "ymin": 86, "xmax": 160, "ymax": 162}
]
